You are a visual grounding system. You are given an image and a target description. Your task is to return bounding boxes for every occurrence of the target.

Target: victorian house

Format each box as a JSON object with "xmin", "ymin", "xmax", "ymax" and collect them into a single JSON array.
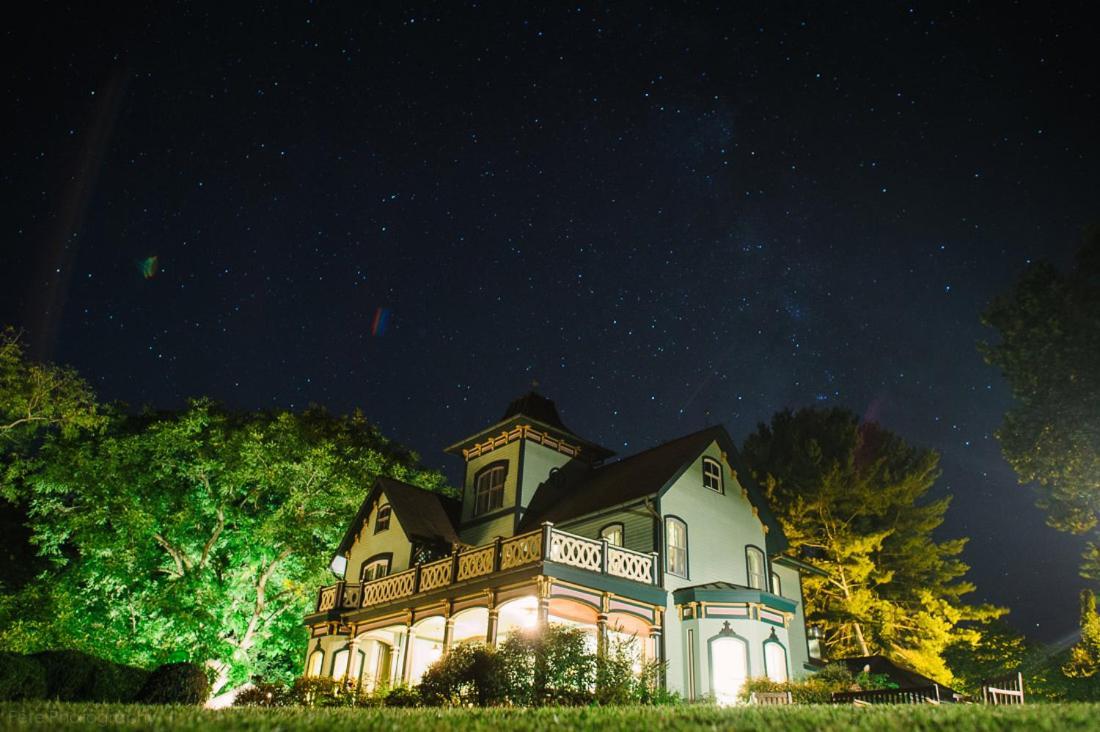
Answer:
[{"xmin": 303, "ymin": 392, "xmax": 822, "ymax": 702}]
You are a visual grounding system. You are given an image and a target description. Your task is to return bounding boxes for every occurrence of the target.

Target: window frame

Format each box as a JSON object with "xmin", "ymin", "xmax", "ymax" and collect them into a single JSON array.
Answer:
[
  {"xmin": 702, "ymin": 457, "xmax": 724, "ymax": 494},
  {"xmin": 746, "ymin": 545, "xmax": 767, "ymax": 590},
  {"xmin": 770, "ymin": 570, "xmax": 782, "ymax": 597},
  {"xmin": 599, "ymin": 522, "xmax": 625, "ymax": 547},
  {"xmin": 664, "ymin": 515, "xmax": 689, "ymax": 578},
  {"xmin": 472, "ymin": 461, "xmax": 508, "ymax": 517},
  {"xmin": 763, "ymin": 636, "xmax": 789, "ymax": 683},
  {"xmin": 307, "ymin": 648, "xmax": 325, "ymax": 677},
  {"xmin": 374, "ymin": 503, "xmax": 392, "ymax": 533},
  {"xmin": 360, "ymin": 553, "xmax": 393, "ymax": 583}
]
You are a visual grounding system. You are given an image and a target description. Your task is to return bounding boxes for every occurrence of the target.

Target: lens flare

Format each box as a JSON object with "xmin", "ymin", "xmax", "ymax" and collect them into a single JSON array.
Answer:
[
  {"xmin": 140, "ymin": 256, "xmax": 159, "ymax": 279},
  {"xmin": 371, "ymin": 307, "xmax": 391, "ymax": 336}
]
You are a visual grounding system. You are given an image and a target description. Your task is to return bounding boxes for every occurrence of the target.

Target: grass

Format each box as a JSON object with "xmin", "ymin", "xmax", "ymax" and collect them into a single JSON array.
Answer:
[{"xmin": 0, "ymin": 702, "xmax": 1098, "ymax": 731}]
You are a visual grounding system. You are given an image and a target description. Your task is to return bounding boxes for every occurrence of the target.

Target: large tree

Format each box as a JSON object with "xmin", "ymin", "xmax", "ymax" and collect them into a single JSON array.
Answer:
[
  {"xmin": 3, "ymin": 399, "xmax": 447, "ymax": 690},
  {"xmin": 981, "ymin": 228, "xmax": 1100, "ymax": 580},
  {"xmin": 742, "ymin": 407, "xmax": 1001, "ymax": 683}
]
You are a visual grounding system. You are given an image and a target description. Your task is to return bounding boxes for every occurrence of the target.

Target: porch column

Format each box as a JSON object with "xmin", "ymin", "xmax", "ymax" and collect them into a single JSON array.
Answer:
[
  {"xmin": 399, "ymin": 619, "xmax": 414, "ymax": 684},
  {"xmin": 596, "ymin": 613, "xmax": 609, "ymax": 656},
  {"xmin": 486, "ymin": 609, "xmax": 499, "ymax": 645},
  {"xmin": 442, "ymin": 617, "xmax": 455, "ymax": 653},
  {"xmin": 537, "ymin": 576, "xmax": 552, "ymax": 629},
  {"xmin": 346, "ymin": 635, "xmax": 362, "ymax": 683}
]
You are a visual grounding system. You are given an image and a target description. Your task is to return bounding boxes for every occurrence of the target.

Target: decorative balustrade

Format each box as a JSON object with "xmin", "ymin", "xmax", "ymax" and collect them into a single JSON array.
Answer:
[{"xmin": 314, "ymin": 524, "xmax": 658, "ymax": 613}]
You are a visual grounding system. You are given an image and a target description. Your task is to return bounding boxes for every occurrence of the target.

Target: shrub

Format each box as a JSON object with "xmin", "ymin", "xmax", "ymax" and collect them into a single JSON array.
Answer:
[
  {"xmin": 741, "ymin": 662, "xmax": 876, "ymax": 704},
  {"xmin": 0, "ymin": 652, "xmax": 47, "ymax": 701},
  {"xmin": 381, "ymin": 684, "xmax": 421, "ymax": 707},
  {"xmin": 32, "ymin": 650, "xmax": 149, "ymax": 702},
  {"xmin": 498, "ymin": 624, "xmax": 595, "ymax": 706},
  {"xmin": 137, "ymin": 662, "xmax": 210, "ymax": 705},
  {"xmin": 233, "ymin": 682, "xmax": 292, "ymax": 707},
  {"xmin": 419, "ymin": 643, "xmax": 505, "ymax": 706}
]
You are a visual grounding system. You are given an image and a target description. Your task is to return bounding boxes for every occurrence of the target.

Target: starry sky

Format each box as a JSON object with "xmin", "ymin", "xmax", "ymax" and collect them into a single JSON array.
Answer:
[{"xmin": 3, "ymin": 2, "xmax": 1097, "ymax": 642}]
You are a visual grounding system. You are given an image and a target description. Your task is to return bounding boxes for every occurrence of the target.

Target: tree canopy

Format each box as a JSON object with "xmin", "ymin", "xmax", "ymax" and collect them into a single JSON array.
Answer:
[
  {"xmin": 741, "ymin": 407, "xmax": 1002, "ymax": 683},
  {"xmin": 2, "ymin": 397, "xmax": 447, "ymax": 690},
  {"xmin": 981, "ymin": 228, "xmax": 1100, "ymax": 580}
]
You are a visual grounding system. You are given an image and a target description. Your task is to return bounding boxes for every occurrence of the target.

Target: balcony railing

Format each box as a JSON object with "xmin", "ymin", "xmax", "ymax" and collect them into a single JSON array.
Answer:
[{"xmin": 315, "ymin": 523, "xmax": 658, "ymax": 613}]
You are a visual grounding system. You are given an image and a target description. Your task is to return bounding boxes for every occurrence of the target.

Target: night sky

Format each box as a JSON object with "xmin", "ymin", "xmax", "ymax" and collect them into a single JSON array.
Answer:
[{"xmin": 3, "ymin": 3, "xmax": 1097, "ymax": 642}]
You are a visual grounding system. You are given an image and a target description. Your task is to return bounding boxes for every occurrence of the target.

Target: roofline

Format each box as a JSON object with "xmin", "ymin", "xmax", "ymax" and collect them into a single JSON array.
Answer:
[
  {"xmin": 443, "ymin": 414, "xmax": 614, "ymax": 457},
  {"xmin": 772, "ymin": 555, "xmax": 830, "ymax": 577}
]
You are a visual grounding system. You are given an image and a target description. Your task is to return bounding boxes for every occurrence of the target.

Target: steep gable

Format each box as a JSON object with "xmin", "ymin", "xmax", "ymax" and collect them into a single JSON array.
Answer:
[{"xmin": 335, "ymin": 477, "xmax": 461, "ymax": 559}]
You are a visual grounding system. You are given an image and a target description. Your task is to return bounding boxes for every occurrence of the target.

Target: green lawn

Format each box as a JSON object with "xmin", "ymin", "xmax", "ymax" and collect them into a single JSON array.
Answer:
[{"xmin": 1, "ymin": 703, "xmax": 1098, "ymax": 731}]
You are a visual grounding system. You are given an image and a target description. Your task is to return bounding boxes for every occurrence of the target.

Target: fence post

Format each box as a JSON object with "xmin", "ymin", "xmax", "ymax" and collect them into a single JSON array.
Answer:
[
  {"xmin": 493, "ymin": 537, "xmax": 503, "ymax": 572},
  {"xmin": 600, "ymin": 538, "xmax": 609, "ymax": 574},
  {"xmin": 650, "ymin": 551, "xmax": 660, "ymax": 584},
  {"xmin": 541, "ymin": 522, "xmax": 554, "ymax": 561}
]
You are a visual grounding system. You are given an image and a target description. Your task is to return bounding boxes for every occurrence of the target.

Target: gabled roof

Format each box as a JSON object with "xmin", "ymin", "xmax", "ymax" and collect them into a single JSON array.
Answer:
[
  {"xmin": 519, "ymin": 425, "xmax": 788, "ymax": 554},
  {"xmin": 335, "ymin": 477, "xmax": 460, "ymax": 557}
]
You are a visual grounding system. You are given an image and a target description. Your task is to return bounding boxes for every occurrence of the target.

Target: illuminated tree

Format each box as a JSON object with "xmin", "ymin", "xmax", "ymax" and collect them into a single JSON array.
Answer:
[
  {"xmin": 7, "ymin": 400, "xmax": 446, "ymax": 690},
  {"xmin": 742, "ymin": 407, "xmax": 1002, "ymax": 683},
  {"xmin": 981, "ymin": 228, "xmax": 1100, "ymax": 580},
  {"xmin": 1063, "ymin": 589, "xmax": 1100, "ymax": 679}
]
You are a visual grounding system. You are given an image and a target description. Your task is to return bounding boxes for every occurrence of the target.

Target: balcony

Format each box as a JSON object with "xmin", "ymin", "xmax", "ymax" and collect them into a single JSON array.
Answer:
[{"xmin": 315, "ymin": 523, "xmax": 659, "ymax": 614}]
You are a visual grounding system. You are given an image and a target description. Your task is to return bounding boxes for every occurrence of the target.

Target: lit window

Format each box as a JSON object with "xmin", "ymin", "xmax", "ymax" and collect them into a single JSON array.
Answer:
[
  {"xmin": 771, "ymin": 571, "xmax": 782, "ymax": 597},
  {"xmin": 746, "ymin": 547, "xmax": 766, "ymax": 590},
  {"xmin": 600, "ymin": 523, "xmax": 624, "ymax": 546},
  {"xmin": 361, "ymin": 557, "xmax": 390, "ymax": 583},
  {"xmin": 710, "ymin": 635, "xmax": 748, "ymax": 705},
  {"xmin": 307, "ymin": 649, "xmax": 324, "ymax": 676},
  {"xmin": 764, "ymin": 641, "xmax": 788, "ymax": 682},
  {"xmin": 665, "ymin": 517, "xmax": 688, "ymax": 577},
  {"xmin": 474, "ymin": 464, "xmax": 506, "ymax": 516},
  {"xmin": 374, "ymin": 504, "xmax": 391, "ymax": 533},
  {"xmin": 702, "ymin": 457, "xmax": 723, "ymax": 493},
  {"xmin": 331, "ymin": 649, "xmax": 350, "ymax": 679}
]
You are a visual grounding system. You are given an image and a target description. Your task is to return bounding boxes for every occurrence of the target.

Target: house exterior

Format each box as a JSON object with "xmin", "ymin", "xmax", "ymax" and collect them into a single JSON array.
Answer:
[{"xmin": 303, "ymin": 392, "xmax": 822, "ymax": 702}]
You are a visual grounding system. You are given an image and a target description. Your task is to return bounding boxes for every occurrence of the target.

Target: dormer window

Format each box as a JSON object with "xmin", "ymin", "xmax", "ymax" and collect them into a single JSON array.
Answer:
[
  {"xmin": 361, "ymin": 555, "xmax": 391, "ymax": 583},
  {"xmin": 702, "ymin": 457, "xmax": 723, "ymax": 493},
  {"xmin": 374, "ymin": 504, "xmax": 391, "ymax": 533},
  {"xmin": 474, "ymin": 463, "xmax": 506, "ymax": 516}
]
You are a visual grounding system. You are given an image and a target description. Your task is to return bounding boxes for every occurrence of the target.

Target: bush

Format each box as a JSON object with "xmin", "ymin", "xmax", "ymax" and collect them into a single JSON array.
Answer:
[
  {"xmin": 0, "ymin": 652, "xmax": 47, "ymax": 701},
  {"xmin": 740, "ymin": 662, "xmax": 885, "ymax": 704},
  {"xmin": 137, "ymin": 662, "xmax": 210, "ymax": 705},
  {"xmin": 381, "ymin": 684, "xmax": 421, "ymax": 707},
  {"xmin": 595, "ymin": 637, "xmax": 667, "ymax": 705},
  {"xmin": 419, "ymin": 643, "xmax": 505, "ymax": 706},
  {"xmin": 233, "ymin": 682, "xmax": 292, "ymax": 707},
  {"xmin": 32, "ymin": 650, "xmax": 149, "ymax": 702},
  {"xmin": 498, "ymin": 624, "xmax": 595, "ymax": 706}
]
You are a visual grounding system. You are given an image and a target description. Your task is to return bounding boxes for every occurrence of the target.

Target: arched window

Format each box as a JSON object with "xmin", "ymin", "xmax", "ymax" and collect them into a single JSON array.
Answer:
[
  {"xmin": 764, "ymin": 638, "xmax": 789, "ymax": 682},
  {"xmin": 702, "ymin": 457, "xmax": 723, "ymax": 493},
  {"xmin": 331, "ymin": 648, "xmax": 350, "ymax": 679},
  {"xmin": 306, "ymin": 648, "xmax": 324, "ymax": 676},
  {"xmin": 709, "ymin": 628, "xmax": 749, "ymax": 706},
  {"xmin": 665, "ymin": 516, "xmax": 688, "ymax": 577},
  {"xmin": 746, "ymin": 546, "xmax": 766, "ymax": 590},
  {"xmin": 599, "ymin": 522, "xmax": 624, "ymax": 546},
  {"xmin": 360, "ymin": 555, "xmax": 391, "ymax": 583},
  {"xmin": 473, "ymin": 463, "xmax": 506, "ymax": 516},
  {"xmin": 770, "ymin": 571, "xmax": 782, "ymax": 597},
  {"xmin": 374, "ymin": 504, "xmax": 391, "ymax": 533}
]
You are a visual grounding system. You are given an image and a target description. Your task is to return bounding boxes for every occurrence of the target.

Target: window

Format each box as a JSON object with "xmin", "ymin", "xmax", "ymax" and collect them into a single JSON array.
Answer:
[
  {"xmin": 599, "ymin": 522, "xmax": 624, "ymax": 546},
  {"xmin": 771, "ymin": 571, "xmax": 782, "ymax": 597},
  {"xmin": 665, "ymin": 517, "xmax": 688, "ymax": 577},
  {"xmin": 473, "ymin": 463, "xmax": 506, "ymax": 516},
  {"xmin": 374, "ymin": 504, "xmax": 391, "ymax": 533},
  {"xmin": 360, "ymin": 556, "xmax": 391, "ymax": 583},
  {"xmin": 764, "ymin": 640, "xmax": 788, "ymax": 682},
  {"xmin": 702, "ymin": 457, "xmax": 723, "ymax": 493},
  {"xmin": 807, "ymin": 625, "xmax": 824, "ymax": 660},
  {"xmin": 746, "ymin": 546, "xmax": 766, "ymax": 590},
  {"xmin": 307, "ymin": 649, "xmax": 324, "ymax": 676},
  {"xmin": 331, "ymin": 648, "xmax": 350, "ymax": 679},
  {"xmin": 709, "ymin": 634, "xmax": 749, "ymax": 705}
]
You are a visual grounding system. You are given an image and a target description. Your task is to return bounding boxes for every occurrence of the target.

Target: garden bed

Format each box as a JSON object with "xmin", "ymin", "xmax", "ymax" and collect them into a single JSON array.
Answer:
[{"xmin": 1, "ymin": 702, "xmax": 1098, "ymax": 731}]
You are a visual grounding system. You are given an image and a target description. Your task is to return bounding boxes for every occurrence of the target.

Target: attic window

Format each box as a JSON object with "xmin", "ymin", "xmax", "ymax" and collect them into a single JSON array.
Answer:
[
  {"xmin": 374, "ymin": 505, "xmax": 392, "ymax": 533},
  {"xmin": 474, "ymin": 463, "xmax": 506, "ymax": 516},
  {"xmin": 702, "ymin": 457, "xmax": 723, "ymax": 493}
]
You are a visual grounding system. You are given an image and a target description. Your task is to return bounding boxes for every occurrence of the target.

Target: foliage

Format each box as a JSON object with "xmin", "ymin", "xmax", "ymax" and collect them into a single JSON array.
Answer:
[
  {"xmin": 593, "ymin": 636, "xmax": 667, "ymax": 705},
  {"xmin": 137, "ymin": 662, "xmax": 211, "ymax": 705},
  {"xmin": 496, "ymin": 625, "xmax": 595, "ymax": 706},
  {"xmin": 0, "ymin": 652, "xmax": 47, "ymax": 701},
  {"xmin": 8, "ymin": 702, "xmax": 1100, "ymax": 731},
  {"xmin": 32, "ymin": 650, "xmax": 149, "ymax": 702},
  {"xmin": 741, "ymin": 407, "xmax": 1003, "ymax": 684},
  {"xmin": 233, "ymin": 682, "xmax": 293, "ymax": 707},
  {"xmin": 419, "ymin": 643, "xmax": 505, "ymax": 706},
  {"xmin": 380, "ymin": 684, "xmax": 421, "ymax": 707},
  {"xmin": 1063, "ymin": 589, "xmax": 1100, "ymax": 678},
  {"xmin": 2, "ymin": 399, "xmax": 447, "ymax": 689},
  {"xmin": 943, "ymin": 620, "xmax": 1030, "ymax": 697},
  {"xmin": 981, "ymin": 228, "xmax": 1100, "ymax": 580},
  {"xmin": 738, "ymin": 662, "xmax": 866, "ymax": 704}
]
